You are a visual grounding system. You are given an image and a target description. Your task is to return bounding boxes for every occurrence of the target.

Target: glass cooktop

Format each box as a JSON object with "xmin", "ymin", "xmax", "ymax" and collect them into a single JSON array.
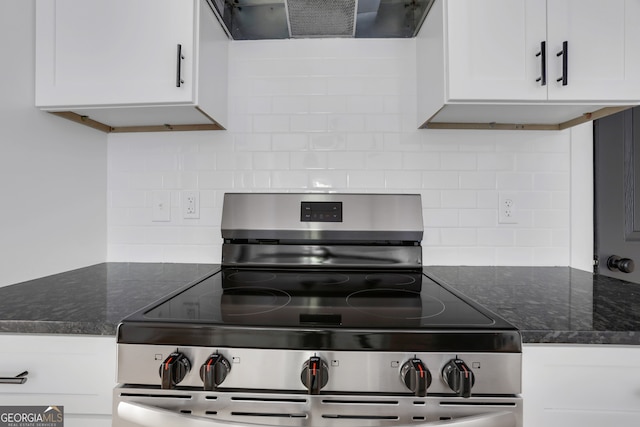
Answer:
[
  {"xmin": 140, "ymin": 269, "xmax": 502, "ymax": 329},
  {"xmin": 119, "ymin": 268, "xmax": 521, "ymax": 352}
]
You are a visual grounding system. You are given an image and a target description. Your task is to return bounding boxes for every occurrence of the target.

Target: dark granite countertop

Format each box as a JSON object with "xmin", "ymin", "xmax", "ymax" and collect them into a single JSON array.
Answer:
[
  {"xmin": 0, "ymin": 263, "xmax": 638, "ymax": 345},
  {"xmin": 425, "ymin": 266, "xmax": 640, "ymax": 345},
  {"xmin": 0, "ymin": 263, "xmax": 217, "ymax": 335}
]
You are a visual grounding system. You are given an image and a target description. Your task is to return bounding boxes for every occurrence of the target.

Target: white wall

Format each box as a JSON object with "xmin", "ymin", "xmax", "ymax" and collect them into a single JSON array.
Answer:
[
  {"xmin": 108, "ymin": 38, "xmax": 585, "ymax": 268},
  {"xmin": 0, "ymin": 0, "xmax": 107, "ymax": 287}
]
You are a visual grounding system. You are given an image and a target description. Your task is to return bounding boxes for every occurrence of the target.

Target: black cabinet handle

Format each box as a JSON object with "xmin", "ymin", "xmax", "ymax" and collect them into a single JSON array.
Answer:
[
  {"xmin": 556, "ymin": 41, "xmax": 568, "ymax": 86},
  {"xmin": 0, "ymin": 371, "xmax": 28, "ymax": 384},
  {"xmin": 176, "ymin": 44, "xmax": 185, "ymax": 87},
  {"xmin": 535, "ymin": 41, "xmax": 546, "ymax": 86}
]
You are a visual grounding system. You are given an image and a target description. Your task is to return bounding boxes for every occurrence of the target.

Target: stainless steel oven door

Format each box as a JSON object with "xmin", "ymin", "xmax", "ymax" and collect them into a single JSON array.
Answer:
[{"xmin": 113, "ymin": 388, "xmax": 522, "ymax": 427}]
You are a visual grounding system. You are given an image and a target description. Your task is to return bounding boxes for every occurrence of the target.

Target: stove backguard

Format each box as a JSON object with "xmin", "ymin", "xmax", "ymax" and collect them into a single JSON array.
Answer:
[{"xmin": 220, "ymin": 193, "xmax": 424, "ymax": 269}]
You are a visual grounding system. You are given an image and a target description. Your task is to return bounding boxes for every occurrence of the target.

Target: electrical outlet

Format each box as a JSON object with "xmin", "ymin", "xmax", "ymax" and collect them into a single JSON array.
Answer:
[
  {"xmin": 152, "ymin": 191, "xmax": 171, "ymax": 222},
  {"xmin": 498, "ymin": 193, "xmax": 518, "ymax": 224},
  {"xmin": 182, "ymin": 190, "xmax": 200, "ymax": 219}
]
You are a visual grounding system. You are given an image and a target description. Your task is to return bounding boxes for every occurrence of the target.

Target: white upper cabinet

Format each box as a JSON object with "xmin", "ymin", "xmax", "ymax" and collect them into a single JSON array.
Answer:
[
  {"xmin": 35, "ymin": 0, "xmax": 228, "ymax": 132},
  {"xmin": 446, "ymin": 0, "xmax": 547, "ymax": 101},
  {"xmin": 418, "ymin": 0, "xmax": 640, "ymax": 129},
  {"xmin": 546, "ymin": 0, "xmax": 640, "ymax": 101}
]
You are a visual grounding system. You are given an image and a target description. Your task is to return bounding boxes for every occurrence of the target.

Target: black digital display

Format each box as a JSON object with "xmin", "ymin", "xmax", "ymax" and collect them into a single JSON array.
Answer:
[{"xmin": 300, "ymin": 201, "xmax": 343, "ymax": 222}]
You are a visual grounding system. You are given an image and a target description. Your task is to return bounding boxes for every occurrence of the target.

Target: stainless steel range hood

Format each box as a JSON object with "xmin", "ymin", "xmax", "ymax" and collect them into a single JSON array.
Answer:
[{"xmin": 209, "ymin": 0, "xmax": 435, "ymax": 40}]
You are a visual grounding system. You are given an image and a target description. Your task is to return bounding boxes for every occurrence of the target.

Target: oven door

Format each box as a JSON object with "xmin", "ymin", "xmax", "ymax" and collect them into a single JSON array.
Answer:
[{"xmin": 113, "ymin": 388, "xmax": 522, "ymax": 427}]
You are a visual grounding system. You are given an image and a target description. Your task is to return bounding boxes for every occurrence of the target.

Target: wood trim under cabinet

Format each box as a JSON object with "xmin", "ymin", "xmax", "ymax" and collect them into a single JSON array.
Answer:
[
  {"xmin": 49, "ymin": 111, "xmax": 224, "ymax": 133},
  {"xmin": 422, "ymin": 106, "xmax": 634, "ymax": 131}
]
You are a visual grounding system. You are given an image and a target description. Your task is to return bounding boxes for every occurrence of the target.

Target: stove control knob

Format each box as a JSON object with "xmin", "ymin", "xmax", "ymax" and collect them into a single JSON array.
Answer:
[
  {"xmin": 400, "ymin": 358, "xmax": 432, "ymax": 397},
  {"xmin": 301, "ymin": 356, "xmax": 328, "ymax": 394},
  {"xmin": 442, "ymin": 359, "xmax": 475, "ymax": 398},
  {"xmin": 159, "ymin": 352, "xmax": 191, "ymax": 389},
  {"xmin": 200, "ymin": 354, "xmax": 231, "ymax": 391}
]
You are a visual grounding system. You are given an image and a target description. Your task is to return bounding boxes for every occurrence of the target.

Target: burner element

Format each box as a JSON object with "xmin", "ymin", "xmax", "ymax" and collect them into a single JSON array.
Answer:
[
  {"xmin": 222, "ymin": 287, "xmax": 291, "ymax": 317},
  {"xmin": 346, "ymin": 289, "xmax": 446, "ymax": 320}
]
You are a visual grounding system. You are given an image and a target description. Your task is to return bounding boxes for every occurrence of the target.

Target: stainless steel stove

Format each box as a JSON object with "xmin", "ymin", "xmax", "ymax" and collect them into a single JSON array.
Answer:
[{"xmin": 113, "ymin": 193, "xmax": 522, "ymax": 427}]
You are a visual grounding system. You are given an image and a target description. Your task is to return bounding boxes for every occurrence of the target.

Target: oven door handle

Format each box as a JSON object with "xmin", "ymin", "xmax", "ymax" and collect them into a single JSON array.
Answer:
[{"xmin": 117, "ymin": 401, "xmax": 517, "ymax": 427}]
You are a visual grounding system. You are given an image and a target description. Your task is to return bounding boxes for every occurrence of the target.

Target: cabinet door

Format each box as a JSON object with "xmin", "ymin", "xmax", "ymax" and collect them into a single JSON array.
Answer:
[
  {"xmin": 523, "ymin": 345, "xmax": 640, "ymax": 426},
  {"xmin": 547, "ymin": 0, "xmax": 640, "ymax": 101},
  {"xmin": 36, "ymin": 0, "xmax": 196, "ymax": 107},
  {"xmin": 0, "ymin": 335, "xmax": 116, "ymax": 415},
  {"xmin": 446, "ymin": 0, "xmax": 547, "ymax": 101}
]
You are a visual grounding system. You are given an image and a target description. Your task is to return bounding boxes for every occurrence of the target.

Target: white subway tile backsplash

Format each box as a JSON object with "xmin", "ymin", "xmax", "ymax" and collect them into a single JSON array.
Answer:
[
  {"xmin": 534, "ymin": 210, "xmax": 570, "ymax": 229},
  {"xmin": 347, "ymin": 96, "xmax": 384, "ymax": 114},
  {"xmin": 366, "ymin": 152, "xmax": 402, "ymax": 170},
  {"xmin": 107, "ymin": 38, "xmax": 574, "ymax": 267},
  {"xmin": 273, "ymin": 96, "xmax": 310, "ymax": 114},
  {"xmin": 459, "ymin": 172, "xmax": 496, "ymax": 189},
  {"xmin": 247, "ymin": 97, "xmax": 272, "ymax": 114},
  {"xmin": 253, "ymin": 115, "xmax": 290, "ymax": 133},
  {"xmin": 422, "ymin": 172, "xmax": 459, "ymax": 189},
  {"xmin": 477, "ymin": 153, "xmax": 515, "ymax": 171},
  {"xmin": 419, "ymin": 190, "xmax": 441, "ymax": 208},
  {"xmin": 253, "ymin": 152, "xmax": 290, "ymax": 170},
  {"xmin": 290, "ymin": 114, "xmax": 328, "ymax": 132},
  {"xmin": 310, "ymin": 134, "xmax": 347, "ymax": 151},
  {"xmin": 346, "ymin": 133, "xmax": 383, "ymax": 151},
  {"xmin": 199, "ymin": 171, "xmax": 235, "ymax": 189},
  {"xmin": 534, "ymin": 173, "xmax": 570, "ymax": 191},
  {"xmin": 494, "ymin": 247, "xmax": 534, "ymax": 265},
  {"xmin": 328, "ymin": 115, "xmax": 366, "ymax": 132},
  {"xmin": 477, "ymin": 228, "xmax": 515, "ymax": 246},
  {"xmin": 424, "ymin": 209, "xmax": 459, "ymax": 227},
  {"xmin": 110, "ymin": 190, "xmax": 146, "ymax": 208},
  {"xmin": 552, "ymin": 191, "xmax": 571, "ymax": 210},
  {"xmin": 291, "ymin": 152, "xmax": 328, "ymax": 170},
  {"xmin": 272, "ymin": 171, "xmax": 309, "ymax": 189},
  {"xmin": 440, "ymin": 153, "xmax": 476, "ymax": 171},
  {"xmin": 476, "ymin": 191, "xmax": 499, "ymax": 209},
  {"xmin": 459, "ymin": 210, "xmax": 497, "ymax": 228},
  {"xmin": 516, "ymin": 229, "xmax": 553, "ymax": 247},
  {"xmin": 309, "ymin": 171, "xmax": 348, "ymax": 189},
  {"xmin": 440, "ymin": 228, "xmax": 477, "ymax": 246},
  {"xmin": 365, "ymin": 114, "xmax": 402, "ymax": 133},
  {"xmin": 327, "ymin": 152, "xmax": 365, "ymax": 170},
  {"xmin": 272, "ymin": 133, "xmax": 309, "ymax": 151},
  {"xmin": 496, "ymin": 173, "xmax": 534, "ymax": 190},
  {"xmin": 347, "ymin": 171, "xmax": 385, "ymax": 189},
  {"xmin": 309, "ymin": 96, "xmax": 347, "ymax": 114},
  {"xmin": 216, "ymin": 152, "xmax": 253, "ymax": 171},
  {"xmin": 234, "ymin": 134, "xmax": 272, "ymax": 152},
  {"xmin": 441, "ymin": 190, "xmax": 477, "ymax": 208},
  {"xmin": 533, "ymin": 247, "xmax": 569, "ymax": 265},
  {"xmin": 384, "ymin": 171, "xmax": 422, "ymax": 189},
  {"xmin": 402, "ymin": 152, "xmax": 440, "ymax": 171}
]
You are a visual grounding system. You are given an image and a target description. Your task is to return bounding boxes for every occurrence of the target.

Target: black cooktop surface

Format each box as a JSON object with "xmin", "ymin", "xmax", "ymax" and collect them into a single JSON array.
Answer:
[
  {"xmin": 141, "ymin": 269, "xmax": 503, "ymax": 329},
  {"xmin": 118, "ymin": 268, "xmax": 520, "ymax": 352}
]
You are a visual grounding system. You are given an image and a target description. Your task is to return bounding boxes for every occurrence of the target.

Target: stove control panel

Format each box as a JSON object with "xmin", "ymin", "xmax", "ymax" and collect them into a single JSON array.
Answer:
[
  {"xmin": 200, "ymin": 354, "xmax": 231, "ymax": 391},
  {"xmin": 400, "ymin": 358, "xmax": 432, "ymax": 397},
  {"xmin": 159, "ymin": 352, "xmax": 191, "ymax": 389},
  {"xmin": 121, "ymin": 346, "xmax": 520, "ymax": 396},
  {"xmin": 301, "ymin": 356, "xmax": 329, "ymax": 394},
  {"xmin": 442, "ymin": 359, "xmax": 475, "ymax": 398}
]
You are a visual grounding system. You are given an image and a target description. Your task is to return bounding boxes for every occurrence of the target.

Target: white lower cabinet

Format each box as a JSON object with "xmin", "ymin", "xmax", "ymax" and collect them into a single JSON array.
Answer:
[
  {"xmin": 0, "ymin": 334, "xmax": 116, "ymax": 427},
  {"xmin": 522, "ymin": 344, "xmax": 640, "ymax": 426}
]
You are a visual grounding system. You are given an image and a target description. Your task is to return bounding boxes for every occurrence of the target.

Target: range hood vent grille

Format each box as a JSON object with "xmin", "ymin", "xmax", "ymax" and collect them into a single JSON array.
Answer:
[{"xmin": 285, "ymin": 0, "xmax": 357, "ymax": 38}]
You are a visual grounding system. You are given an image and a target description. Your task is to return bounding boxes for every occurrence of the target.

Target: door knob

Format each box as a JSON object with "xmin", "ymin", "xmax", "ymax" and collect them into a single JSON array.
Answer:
[{"xmin": 607, "ymin": 255, "xmax": 635, "ymax": 273}]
